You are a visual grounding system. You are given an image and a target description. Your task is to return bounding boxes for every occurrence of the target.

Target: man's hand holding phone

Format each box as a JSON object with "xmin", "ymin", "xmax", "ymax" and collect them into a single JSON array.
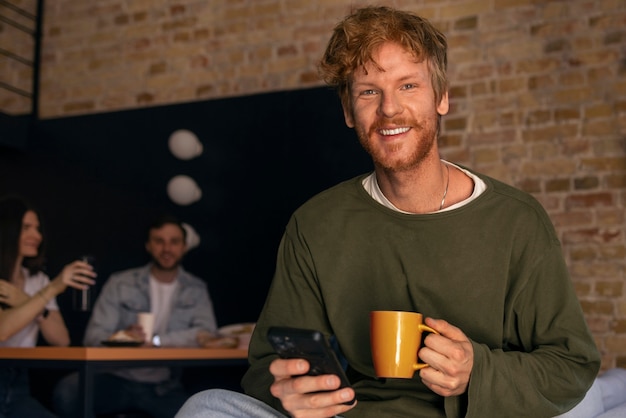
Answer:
[
  {"xmin": 269, "ymin": 358, "xmax": 356, "ymax": 417},
  {"xmin": 267, "ymin": 327, "xmax": 357, "ymax": 417}
]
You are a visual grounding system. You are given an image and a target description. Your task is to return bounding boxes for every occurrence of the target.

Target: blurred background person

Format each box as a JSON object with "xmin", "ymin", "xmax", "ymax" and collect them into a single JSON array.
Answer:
[
  {"xmin": 0, "ymin": 196, "xmax": 95, "ymax": 418},
  {"xmin": 53, "ymin": 215, "xmax": 218, "ymax": 418}
]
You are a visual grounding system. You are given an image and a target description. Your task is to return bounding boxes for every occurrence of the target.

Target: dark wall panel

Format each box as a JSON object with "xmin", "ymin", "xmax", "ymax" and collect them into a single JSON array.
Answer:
[
  {"xmin": 0, "ymin": 113, "xmax": 32, "ymax": 150},
  {"xmin": 0, "ymin": 86, "xmax": 372, "ymax": 344}
]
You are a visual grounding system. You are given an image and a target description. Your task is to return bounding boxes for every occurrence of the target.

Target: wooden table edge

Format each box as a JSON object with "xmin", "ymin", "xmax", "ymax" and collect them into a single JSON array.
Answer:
[{"xmin": 0, "ymin": 346, "xmax": 249, "ymax": 361}]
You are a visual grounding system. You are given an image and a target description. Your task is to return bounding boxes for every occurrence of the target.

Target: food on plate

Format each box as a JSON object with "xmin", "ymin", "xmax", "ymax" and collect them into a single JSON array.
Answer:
[
  {"xmin": 196, "ymin": 330, "xmax": 238, "ymax": 349},
  {"xmin": 227, "ymin": 324, "xmax": 254, "ymax": 335},
  {"xmin": 219, "ymin": 323, "xmax": 255, "ymax": 335},
  {"xmin": 108, "ymin": 330, "xmax": 142, "ymax": 343},
  {"xmin": 217, "ymin": 323, "xmax": 256, "ymax": 349}
]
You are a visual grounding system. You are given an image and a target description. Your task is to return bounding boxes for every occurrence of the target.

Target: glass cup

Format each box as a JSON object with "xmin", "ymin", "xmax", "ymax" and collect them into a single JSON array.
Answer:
[{"xmin": 72, "ymin": 255, "xmax": 95, "ymax": 311}]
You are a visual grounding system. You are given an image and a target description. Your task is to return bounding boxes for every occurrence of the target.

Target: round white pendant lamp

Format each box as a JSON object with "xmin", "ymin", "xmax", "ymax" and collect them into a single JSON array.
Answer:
[
  {"xmin": 167, "ymin": 175, "xmax": 202, "ymax": 205},
  {"xmin": 181, "ymin": 222, "xmax": 201, "ymax": 250},
  {"xmin": 168, "ymin": 129, "xmax": 203, "ymax": 160}
]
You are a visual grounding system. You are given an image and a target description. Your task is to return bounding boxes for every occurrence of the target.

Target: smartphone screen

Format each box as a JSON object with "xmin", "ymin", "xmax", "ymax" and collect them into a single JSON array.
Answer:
[{"xmin": 267, "ymin": 326, "xmax": 355, "ymax": 405}]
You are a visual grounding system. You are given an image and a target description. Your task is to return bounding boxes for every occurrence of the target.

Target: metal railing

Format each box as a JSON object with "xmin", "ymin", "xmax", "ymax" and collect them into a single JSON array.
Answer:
[{"xmin": 0, "ymin": 0, "xmax": 43, "ymax": 117}]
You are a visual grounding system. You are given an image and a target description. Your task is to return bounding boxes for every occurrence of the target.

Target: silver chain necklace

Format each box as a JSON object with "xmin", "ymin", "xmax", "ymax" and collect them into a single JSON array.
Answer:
[{"xmin": 439, "ymin": 163, "xmax": 450, "ymax": 210}]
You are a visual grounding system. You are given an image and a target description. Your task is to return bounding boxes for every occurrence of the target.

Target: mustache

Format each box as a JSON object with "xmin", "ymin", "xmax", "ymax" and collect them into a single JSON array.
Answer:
[{"xmin": 368, "ymin": 118, "xmax": 422, "ymax": 134}]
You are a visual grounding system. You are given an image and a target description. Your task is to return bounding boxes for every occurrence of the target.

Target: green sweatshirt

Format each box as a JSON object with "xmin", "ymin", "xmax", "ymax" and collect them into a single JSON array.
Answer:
[{"xmin": 242, "ymin": 171, "xmax": 600, "ymax": 418}]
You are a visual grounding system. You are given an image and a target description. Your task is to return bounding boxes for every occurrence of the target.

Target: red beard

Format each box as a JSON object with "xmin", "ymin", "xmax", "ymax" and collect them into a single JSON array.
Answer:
[{"xmin": 356, "ymin": 116, "xmax": 439, "ymax": 172}]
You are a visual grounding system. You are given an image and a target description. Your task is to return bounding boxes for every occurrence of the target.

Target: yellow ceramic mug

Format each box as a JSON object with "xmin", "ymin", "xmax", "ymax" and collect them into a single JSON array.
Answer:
[{"xmin": 370, "ymin": 310, "xmax": 439, "ymax": 378}]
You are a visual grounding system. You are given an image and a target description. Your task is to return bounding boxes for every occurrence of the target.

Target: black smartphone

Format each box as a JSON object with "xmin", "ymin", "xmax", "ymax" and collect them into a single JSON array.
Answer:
[{"xmin": 267, "ymin": 326, "xmax": 355, "ymax": 405}]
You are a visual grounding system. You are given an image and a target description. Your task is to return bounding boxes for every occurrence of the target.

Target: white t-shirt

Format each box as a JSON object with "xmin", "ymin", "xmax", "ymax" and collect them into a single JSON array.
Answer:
[
  {"xmin": 115, "ymin": 275, "xmax": 179, "ymax": 383},
  {"xmin": 362, "ymin": 160, "xmax": 486, "ymax": 213},
  {"xmin": 149, "ymin": 275, "xmax": 178, "ymax": 336},
  {"xmin": 0, "ymin": 268, "xmax": 59, "ymax": 348}
]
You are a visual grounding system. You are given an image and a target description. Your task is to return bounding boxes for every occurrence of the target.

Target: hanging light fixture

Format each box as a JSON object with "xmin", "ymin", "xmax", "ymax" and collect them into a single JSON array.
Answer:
[
  {"xmin": 167, "ymin": 175, "xmax": 202, "ymax": 205},
  {"xmin": 181, "ymin": 222, "xmax": 201, "ymax": 250},
  {"xmin": 168, "ymin": 129, "xmax": 203, "ymax": 160}
]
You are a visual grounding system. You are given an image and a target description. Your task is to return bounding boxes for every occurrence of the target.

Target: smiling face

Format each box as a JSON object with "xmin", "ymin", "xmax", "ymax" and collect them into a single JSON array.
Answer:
[
  {"xmin": 19, "ymin": 210, "xmax": 42, "ymax": 259},
  {"xmin": 145, "ymin": 223, "xmax": 187, "ymax": 271},
  {"xmin": 343, "ymin": 42, "xmax": 449, "ymax": 172}
]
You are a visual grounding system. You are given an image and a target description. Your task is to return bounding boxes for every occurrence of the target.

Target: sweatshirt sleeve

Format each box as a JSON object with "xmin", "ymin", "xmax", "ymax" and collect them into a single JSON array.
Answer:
[
  {"xmin": 461, "ymin": 244, "xmax": 600, "ymax": 418},
  {"xmin": 242, "ymin": 226, "xmax": 331, "ymax": 414}
]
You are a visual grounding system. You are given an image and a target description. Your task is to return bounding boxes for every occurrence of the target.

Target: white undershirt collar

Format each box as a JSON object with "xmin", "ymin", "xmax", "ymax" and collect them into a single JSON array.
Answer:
[{"xmin": 362, "ymin": 160, "xmax": 486, "ymax": 214}]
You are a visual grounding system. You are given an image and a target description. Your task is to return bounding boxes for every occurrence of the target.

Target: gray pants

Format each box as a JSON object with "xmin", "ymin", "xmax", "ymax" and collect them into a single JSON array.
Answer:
[
  {"xmin": 175, "ymin": 386, "xmax": 607, "ymax": 418},
  {"xmin": 175, "ymin": 389, "xmax": 287, "ymax": 418}
]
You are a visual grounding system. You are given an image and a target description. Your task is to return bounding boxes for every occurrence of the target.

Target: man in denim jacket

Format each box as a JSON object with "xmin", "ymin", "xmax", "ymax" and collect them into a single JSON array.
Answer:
[{"xmin": 54, "ymin": 215, "xmax": 217, "ymax": 418}]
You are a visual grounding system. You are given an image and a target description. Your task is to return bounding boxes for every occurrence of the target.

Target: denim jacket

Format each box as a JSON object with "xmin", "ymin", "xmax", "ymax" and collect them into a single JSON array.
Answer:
[{"xmin": 84, "ymin": 263, "xmax": 217, "ymax": 347}]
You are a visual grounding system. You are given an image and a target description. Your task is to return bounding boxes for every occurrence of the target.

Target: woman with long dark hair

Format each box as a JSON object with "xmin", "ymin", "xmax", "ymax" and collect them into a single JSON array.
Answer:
[{"xmin": 0, "ymin": 196, "xmax": 95, "ymax": 417}]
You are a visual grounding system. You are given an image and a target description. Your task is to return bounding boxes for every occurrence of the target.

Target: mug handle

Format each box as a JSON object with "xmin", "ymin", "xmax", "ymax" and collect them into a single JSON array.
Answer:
[{"xmin": 413, "ymin": 324, "xmax": 440, "ymax": 371}]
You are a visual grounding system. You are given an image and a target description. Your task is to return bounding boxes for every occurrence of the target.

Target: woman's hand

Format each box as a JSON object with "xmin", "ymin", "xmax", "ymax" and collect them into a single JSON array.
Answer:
[
  {"xmin": 0, "ymin": 279, "xmax": 30, "ymax": 308},
  {"xmin": 50, "ymin": 259, "xmax": 96, "ymax": 294},
  {"xmin": 269, "ymin": 358, "xmax": 357, "ymax": 418}
]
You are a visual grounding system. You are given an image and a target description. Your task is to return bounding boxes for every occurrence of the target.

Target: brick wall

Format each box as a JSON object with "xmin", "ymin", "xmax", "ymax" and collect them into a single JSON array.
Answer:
[
  {"xmin": 3, "ymin": 0, "xmax": 626, "ymax": 369},
  {"xmin": 0, "ymin": 0, "xmax": 37, "ymax": 114}
]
